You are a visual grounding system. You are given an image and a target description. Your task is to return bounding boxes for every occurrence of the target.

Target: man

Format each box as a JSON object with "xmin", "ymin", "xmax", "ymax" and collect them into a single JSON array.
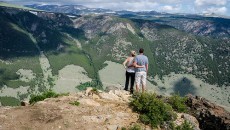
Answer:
[{"xmin": 133, "ymin": 48, "xmax": 149, "ymax": 92}]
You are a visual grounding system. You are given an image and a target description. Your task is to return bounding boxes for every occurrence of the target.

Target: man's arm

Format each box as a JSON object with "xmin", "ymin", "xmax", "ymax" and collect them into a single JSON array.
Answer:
[
  {"xmin": 145, "ymin": 57, "xmax": 149, "ymax": 74},
  {"xmin": 145, "ymin": 64, "xmax": 148, "ymax": 72},
  {"xmin": 135, "ymin": 64, "xmax": 144, "ymax": 68}
]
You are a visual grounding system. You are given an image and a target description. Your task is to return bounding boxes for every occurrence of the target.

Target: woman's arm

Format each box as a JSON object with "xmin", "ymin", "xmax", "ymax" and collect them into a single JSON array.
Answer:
[{"xmin": 123, "ymin": 58, "xmax": 128, "ymax": 69}]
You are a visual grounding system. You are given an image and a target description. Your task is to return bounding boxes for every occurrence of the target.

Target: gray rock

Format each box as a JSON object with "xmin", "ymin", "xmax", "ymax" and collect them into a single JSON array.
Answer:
[{"xmin": 106, "ymin": 125, "xmax": 118, "ymax": 130}]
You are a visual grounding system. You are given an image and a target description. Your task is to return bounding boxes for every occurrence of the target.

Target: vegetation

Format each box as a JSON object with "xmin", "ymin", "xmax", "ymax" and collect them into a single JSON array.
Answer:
[
  {"xmin": 168, "ymin": 93, "xmax": 188, "ymax": 112},
  {"xmin": 91, "ymin": 88, "xmax": 99, "ymax": 94},
  {"xmin": 77, "ymin": 80, "xmax": 103, "ymax": 91},
  {"xmin": 130, "ymin": 92, "xmax": 176, "ymax": 128},
  {"xmin": 121, "ymin": 124, "xmax": 142, "ymax": 130},
  {"xmin": 69, "ymin": 101, "xmax": 80, "ymax": 106},
  {"xmin": 174, "ymin": 121, "xmax": 193, "ymax": 130},
  {"xmin": 129, "ymin": 124, "xmax": 142, "ymax": 130},
  {"xmin": 29, "ymin": 91, "xmax": 59, "ymax": 104},
  {"xmin": 0, "ymin": 96, "xmax": 20, "ymax": 106}
]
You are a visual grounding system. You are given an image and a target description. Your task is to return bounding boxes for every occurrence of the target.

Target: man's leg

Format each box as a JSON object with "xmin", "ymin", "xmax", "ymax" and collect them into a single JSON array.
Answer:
[
  {"xmin": 141, "ymin": 71, "xmax": 147, "ymax": 92},
  {"xmin": 135, "ymin": 72, "xmax": 141, "ymax": 92}
]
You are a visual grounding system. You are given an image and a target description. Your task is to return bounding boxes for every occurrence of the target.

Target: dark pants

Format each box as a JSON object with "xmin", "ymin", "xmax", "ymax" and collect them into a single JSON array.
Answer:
[{"xmin": 124, "ymin": 71, "xmax": 135, "ymax": 93}]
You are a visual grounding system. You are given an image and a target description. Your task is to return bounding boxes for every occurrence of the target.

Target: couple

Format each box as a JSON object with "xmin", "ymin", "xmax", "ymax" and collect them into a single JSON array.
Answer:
[{"xmin": 123, "ymin": 48, "xmax": 148, "ymax": 94}]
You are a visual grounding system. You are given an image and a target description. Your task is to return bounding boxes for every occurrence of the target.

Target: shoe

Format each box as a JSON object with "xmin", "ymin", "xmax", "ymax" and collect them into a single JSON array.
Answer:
[
  {"xmin": 124, "ymin": 88, "xmax": 128, "ymax": 91},
  {"xmin": 130, "ymin": 90, "xmax": 133, "ymax": 94}
]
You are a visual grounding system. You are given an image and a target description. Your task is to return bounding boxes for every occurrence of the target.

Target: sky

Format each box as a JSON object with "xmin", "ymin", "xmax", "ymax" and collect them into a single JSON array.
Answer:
[{"xmin": 2, "ymin": 0, "xmax": 230, "ymax": 16}]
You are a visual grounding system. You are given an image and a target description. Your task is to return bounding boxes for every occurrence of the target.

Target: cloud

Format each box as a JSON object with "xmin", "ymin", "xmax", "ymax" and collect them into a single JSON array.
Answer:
[
  {"xmin": 203, "ymin": 6, "xmax": 227, "ymax": 14},
  {"xmin": 161, "ymin": 5, "xmax": 181, "ymax": 12},
  {"xmin": 195, "ymin": 0, "xmax": 227, "ymax": 6},
  {"xmin": 85, "ymin": 1, "xmax": 159, "ymax": 11}
]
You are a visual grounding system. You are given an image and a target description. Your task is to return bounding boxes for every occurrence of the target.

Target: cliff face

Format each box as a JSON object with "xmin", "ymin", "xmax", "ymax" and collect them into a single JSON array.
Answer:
[{"xmin": 186, "ymin": 94, "xmax": 230, "ymax": 130}]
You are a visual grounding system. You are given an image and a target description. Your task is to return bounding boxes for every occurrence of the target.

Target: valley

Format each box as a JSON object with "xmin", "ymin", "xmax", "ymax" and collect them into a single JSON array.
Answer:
[{"xmin": 0, "ymin": 5, "xmax": 229, "ymax": 112}]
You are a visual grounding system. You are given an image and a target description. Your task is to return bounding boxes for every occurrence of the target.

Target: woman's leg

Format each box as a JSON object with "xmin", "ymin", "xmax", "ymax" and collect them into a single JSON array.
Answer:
[
  {"xmin": 124, "ymin": 71, "xmax": 130, "ymax": 91},
  {"xmin": 130, "ymin": 72, "xmax": 135, "ymax": 93}
]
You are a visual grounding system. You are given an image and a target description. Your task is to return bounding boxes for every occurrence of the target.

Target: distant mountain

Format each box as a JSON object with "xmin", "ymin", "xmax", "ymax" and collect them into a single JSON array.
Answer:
[
  {"xmin": 0, "ymin": 1, "xmax": 36, "ymax": 10},
  {"xmin": 25, "ymin": 4, "xmax": 115, "ymax": 15},
  {"xmin": 25, "ymin": 4, "xmax": 230, "ymax": 38}
]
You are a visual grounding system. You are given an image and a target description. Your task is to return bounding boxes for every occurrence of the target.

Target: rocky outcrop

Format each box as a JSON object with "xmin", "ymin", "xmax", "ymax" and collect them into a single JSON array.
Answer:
[
  {"xmin": 186, "ymin": 94, "xmax": 230, "ymax": 130},
  {"xmin": 0, "ymin": 89, "xmax": 137, "ymax": 130},
  {"xmin": 0, "ymin": 88, "xmax": 200, "ymax": 130}
]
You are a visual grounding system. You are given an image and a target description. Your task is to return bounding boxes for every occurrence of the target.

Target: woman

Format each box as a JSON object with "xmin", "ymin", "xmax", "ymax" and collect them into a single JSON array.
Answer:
[{"xmin": 123, "ymin": 50, "xmax": 136, "ymax": 93}]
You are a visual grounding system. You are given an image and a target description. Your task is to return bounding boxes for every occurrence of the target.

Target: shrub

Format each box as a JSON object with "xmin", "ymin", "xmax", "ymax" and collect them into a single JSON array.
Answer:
[
  {"xmin": 76, "ymin": 80, "xmax": 103, "ymax": 91},
  {"xmin": 29, "ymin": 91, "xmax": 59, "ymax": 104},
  {"xmin": 129, "ymin": 124, "xmax": 142, "ymax": 130},
  {"xmin": 92, "ymin": 88, "xmax": 99, "ymax": 94},
  {"xmin": 175, "ymin": 120, "xmax": 193, "ymax": 130},
  {"xmin": 69, "ymin": 101, "xmax": 80, "ymax": 106},
  {"xmin": 168, "ymin": 94, "xmax": 187, "ymax": 112},
  {"xmin": 130, "ymin": 92, "xmax": 176, "ymax": 128}
]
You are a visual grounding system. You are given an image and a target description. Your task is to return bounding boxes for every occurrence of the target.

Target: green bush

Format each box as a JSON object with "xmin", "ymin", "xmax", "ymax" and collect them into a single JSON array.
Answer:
[
  {"xmin": 130, "ymin": 92, "xmax": 176, "ymax": 128},
  {"xmin": 92, "ymin": 88, "xmax": 99, "ymax": 94},
  {"xmin": 29, "ymin": 91, "xmax": 59, "ymax": 104},
  {"xmin": 121, "ymin": 127, "xmax": 127, "ymax": 130},
  {"xmin": 175, "ymin": 121, "xmax": 193, "ymax": 130},
  {"xmin": 168, "ymin": 94, "xmax": 187, "ymax": 112},
  {"xmin": 129, "ymin": 124, "xmax": 142, "ymax": 130}
]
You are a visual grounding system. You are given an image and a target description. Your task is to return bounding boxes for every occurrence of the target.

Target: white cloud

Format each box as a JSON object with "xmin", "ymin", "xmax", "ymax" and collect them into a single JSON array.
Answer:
[
  {"xmin": 85, "ymin": 1, "xmax": 159, "ymax": 11},
  {"xmin": 203, "ymin": 6, "xmax": 227, "ymax": 14},
  {"xmin": 161, "ymin": 5, "xmax": 180, "ymax": 12},
  {"xmin": 195, "ymin": 0, "xmax": 227, "ymax": 6}
]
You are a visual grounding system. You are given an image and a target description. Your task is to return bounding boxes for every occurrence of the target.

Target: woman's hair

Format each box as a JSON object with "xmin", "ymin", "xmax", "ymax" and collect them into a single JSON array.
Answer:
[{"xmin": 131, "ymin": 50, "xmax": 136, "ymax": 57}]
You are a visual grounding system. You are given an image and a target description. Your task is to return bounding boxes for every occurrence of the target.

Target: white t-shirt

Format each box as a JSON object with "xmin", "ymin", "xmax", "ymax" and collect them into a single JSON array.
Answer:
[{"xmin": 126, "ymin": 57, "xmax": 135, "ymax": 73}]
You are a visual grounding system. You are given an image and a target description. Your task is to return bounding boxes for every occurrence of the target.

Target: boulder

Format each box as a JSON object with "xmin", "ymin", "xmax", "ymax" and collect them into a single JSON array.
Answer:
[{"xmin": 20, "ymin": 101, "xmax": 29, "ymax": 106}]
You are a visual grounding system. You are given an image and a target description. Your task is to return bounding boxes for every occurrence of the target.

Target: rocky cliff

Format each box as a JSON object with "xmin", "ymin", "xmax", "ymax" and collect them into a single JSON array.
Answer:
[
  {"xmin": 0, "ymin": 88, "xmax": 190, "ymax": 130},
  {"xmin": 0, "ymin": 88, "xmax": 229, "ymax": 130},
  {"xmin": 186, "ymin": 94, "xmax": 230, "ymax": 130}
]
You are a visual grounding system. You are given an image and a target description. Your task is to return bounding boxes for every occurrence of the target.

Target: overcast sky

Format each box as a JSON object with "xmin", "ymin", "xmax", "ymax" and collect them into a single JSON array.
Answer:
[{"xmin": 3, "ymin": 0, "xmax": 230, "ymax": 16}]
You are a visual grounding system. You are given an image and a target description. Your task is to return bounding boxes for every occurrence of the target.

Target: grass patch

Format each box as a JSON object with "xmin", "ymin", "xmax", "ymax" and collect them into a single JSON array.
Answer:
[
  {"xmin": 69, "ymin": 101, "xmax": 80, "ymax": 106},
  {"xmin": 0, "ymin": 96, "xmax": 20, "ymax": 106},
  {"xmin": 29, "ymin": 90, "xmax": 59, "ymax": 104},
  {"xmin": 76, "ymin": 80, "xmax": 103, "ymax": 91},
  {"xmin": 130, "ymin": 92, "xmax": 176, "ymax": 128},
  {"xmin": 129, "ymin": 124, "xmax": 142, "ymax": 130},
  {"xmin": 121, "ymin": 124, "xmax": 142, "ymax": 130}
]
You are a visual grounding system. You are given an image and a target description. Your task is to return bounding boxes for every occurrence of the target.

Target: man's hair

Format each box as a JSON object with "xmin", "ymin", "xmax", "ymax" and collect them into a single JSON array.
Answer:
[{"xmin": 139, "ymin": 48, "xmax": 144, "ymax": 53}]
